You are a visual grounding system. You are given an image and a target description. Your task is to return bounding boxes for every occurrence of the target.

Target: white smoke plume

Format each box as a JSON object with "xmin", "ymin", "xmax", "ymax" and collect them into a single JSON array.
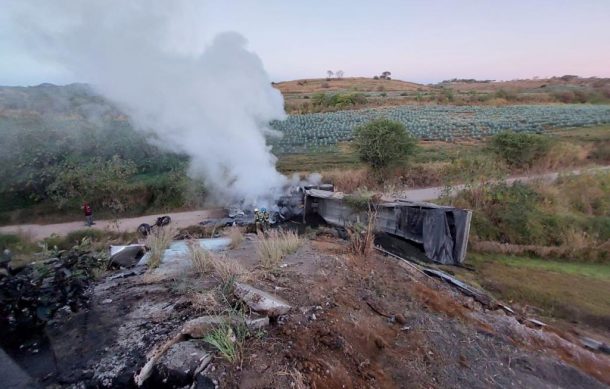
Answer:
[{"xmin": 7, "ymin": 1, "xmax": 287, "ymax": 205}]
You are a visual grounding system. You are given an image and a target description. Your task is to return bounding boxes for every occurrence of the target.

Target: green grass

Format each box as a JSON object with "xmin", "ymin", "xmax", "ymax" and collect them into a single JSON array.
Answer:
[
  {"xmin": 204, "ymin": 323, "xmax": 239, "ymax": 363},
  {"xmin": 468, "ymin": 254, "xmax": 610, "ymax": 280},
  {"xmin": 277, "ymin": 144, "xmax": 360, "ymax": 173},
  {"xmin": 449, "ymin": 253, "xmax": 610, "ymax": 329},
  {"xmin": 549, "ymin": 124, "xmax": 610, "ymax": 142}
]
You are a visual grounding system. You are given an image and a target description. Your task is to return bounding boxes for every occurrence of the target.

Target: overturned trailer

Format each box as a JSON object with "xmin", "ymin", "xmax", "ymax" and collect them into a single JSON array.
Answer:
[{"xmin": 304, "ymin": 188, "xmax": 472, "ymax": 265}]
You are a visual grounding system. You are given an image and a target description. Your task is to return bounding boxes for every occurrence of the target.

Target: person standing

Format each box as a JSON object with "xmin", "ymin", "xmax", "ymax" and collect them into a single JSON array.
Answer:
[{"xmin": 83, "ymin": 202, "xmax": 94, "ymax": 227}]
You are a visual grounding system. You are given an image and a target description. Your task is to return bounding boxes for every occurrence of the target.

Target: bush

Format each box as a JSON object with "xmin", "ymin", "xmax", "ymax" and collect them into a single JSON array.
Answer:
[
  {"xmin": 311, "ymin": 92, "xmax": 367, "ymax": 110},
  {"xmin": 353, "ymin": 119, "xmax": 417, "ymax": 171},
  {"xmin": 489, "ymin": 132, "xmax": 552, "ymax": 168},
  {"xmin": 590, "ymin": 142, "xmax": 610, "ymax": 162}
]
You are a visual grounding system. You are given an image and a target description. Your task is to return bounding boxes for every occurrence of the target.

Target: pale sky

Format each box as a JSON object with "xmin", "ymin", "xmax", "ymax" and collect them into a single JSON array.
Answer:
[{"xmin": 1, "ymin": 0, "xmax": 609, "ymax": 86}]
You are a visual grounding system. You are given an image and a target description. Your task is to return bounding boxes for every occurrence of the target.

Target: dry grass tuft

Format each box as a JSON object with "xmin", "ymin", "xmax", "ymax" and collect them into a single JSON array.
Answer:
[
  {"xmin": 347, "ymin": 207, "xmax": 377, "ymax": 257},
  {"xmin": 228, "ymin": 226, "xmax": 244, "ymax": 249},
  {"xmin": 322, "ymin": 168, "xmax": 372, "ymax": 193},
  {"xmin": 187, "ymin": 241, "xmax": 251, "ymax": 283},
  {"xmin": 188, "ymin": 241, "xmax": 216, "ymax": 274},
  {"xmin": 256, "ymin": 229, "xmax": 302, "ymax": 269},
  {"xmin": 145, "ymin": 227, "xmax": 175, "ymax": 269},
  {"xmin": 534, "ymin": 141, "xmax": 587, "ymax": 171}
]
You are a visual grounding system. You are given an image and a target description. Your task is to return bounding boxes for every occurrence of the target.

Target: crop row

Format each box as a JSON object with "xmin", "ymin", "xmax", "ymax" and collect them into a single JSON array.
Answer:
[{"xmin": 269, "ymin": 104, "xmax": 610, "ymax": 153}]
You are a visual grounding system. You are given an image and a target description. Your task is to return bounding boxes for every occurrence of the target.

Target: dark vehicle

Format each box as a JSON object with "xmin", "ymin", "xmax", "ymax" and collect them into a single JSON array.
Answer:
[{"xmin": 137, "ymin": 215, "xmax": 171, "ymax": 236}]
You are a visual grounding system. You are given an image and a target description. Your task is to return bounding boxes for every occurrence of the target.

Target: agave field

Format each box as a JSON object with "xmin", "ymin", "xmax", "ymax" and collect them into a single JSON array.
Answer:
[{"xmin": 269, "ymin": 104, "xmax": 610, "ymax": 153}]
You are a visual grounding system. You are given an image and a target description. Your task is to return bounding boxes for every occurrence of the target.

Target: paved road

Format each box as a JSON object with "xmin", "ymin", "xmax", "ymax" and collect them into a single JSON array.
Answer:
[{"xmin": 1, "ymin": 166, "xmax": 608, "ymax": 241}]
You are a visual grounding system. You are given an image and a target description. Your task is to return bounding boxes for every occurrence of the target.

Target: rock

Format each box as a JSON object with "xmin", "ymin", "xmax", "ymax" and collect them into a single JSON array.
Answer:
[
  {"xmin": 193, "ymin": 373, "xmax": 216, "ymax": 389},
  {"xmin": 234, "ymin": 283, "xmax": 291, "ymax": 317},
  {"xmin": 109, "ymin": 245, "xmax": 146, "ymax": 268},
  {"xmin": 153, "ymin": 340, "xmax": 211, "ymax": 387},
  {"xmin": 181, "ymin": 316, "xmax": 227, "ymax": 338},
  {"xmin": 394, "ymin": 314, "xmax": 407, "ymax": 325},
  {"xmin": 181, "ymin": 315, "xmax": 269, "ymax": 339},
  {"xmin": 245, "ymin": 316, "xmax": 270, "ymax": 331}
]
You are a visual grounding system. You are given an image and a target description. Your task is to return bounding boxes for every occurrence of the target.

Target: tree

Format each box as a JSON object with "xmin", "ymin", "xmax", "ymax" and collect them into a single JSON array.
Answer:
[
  {"xmin": 47, "ymin": 155, "xmax": 137, "ymax": 213},
  {"xmin": 353, "ymin": 119, "xmax": 417, "ymax": 172},
  {"xmin": 489, "ymin": 132, "xmax": 551, "ymax": 168},
  {"xmin": 380, "ymin": 71, "xmax": 391, "ymax": 80},
  {"xmin": 326, "ymin": 70, "xmax": 334, "ymax": 79},
  {"xmin": 336, "ymin": 70, "xmax": 344, "ymax": 79}
]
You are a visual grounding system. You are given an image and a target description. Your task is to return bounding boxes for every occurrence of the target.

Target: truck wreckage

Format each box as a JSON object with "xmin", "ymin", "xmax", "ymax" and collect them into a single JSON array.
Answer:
[{"xmin": 202, "ymin": 184, "xmax": 472, "ymax": 266}]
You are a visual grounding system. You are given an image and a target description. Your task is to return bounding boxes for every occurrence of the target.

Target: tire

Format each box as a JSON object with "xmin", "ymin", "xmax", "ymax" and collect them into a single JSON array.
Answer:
[
  {"xmin": 138, "ymin": 223, "xmax": 152, "ymax": 236},
  {"xmin": 156, "ymin": 216, "xmax": 171, "ymax": 227}
]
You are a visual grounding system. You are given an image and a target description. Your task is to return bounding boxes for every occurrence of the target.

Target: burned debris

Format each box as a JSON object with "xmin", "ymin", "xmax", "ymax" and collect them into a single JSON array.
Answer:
[{"xmin": 0, "ymin": 248, "xmax": 107, "ymax": 339}]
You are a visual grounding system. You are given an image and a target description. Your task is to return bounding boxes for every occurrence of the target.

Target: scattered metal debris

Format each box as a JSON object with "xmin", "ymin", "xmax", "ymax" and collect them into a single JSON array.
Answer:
[
  {"xmin": 580, "ymin": 337, "xmax": 610, "ymax": 355},
  {"xmin": 109, "ymin": 244, "xmax": 146, "ymax": 268},
  {"xmin": 422, "ymin": 268, "xmax": 495, "ymax": 308}
]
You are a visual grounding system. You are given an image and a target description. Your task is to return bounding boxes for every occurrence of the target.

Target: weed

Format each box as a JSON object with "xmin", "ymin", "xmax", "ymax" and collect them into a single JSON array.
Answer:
[
  {"xmin": 204, "ymin": 313, "xmax": 251, "ymax": 364},
  {"xmin": 203, "ymin": 324, "xmax": 240, "ymax": 363},
  {"xmin": 346, "ymin": 207, "xmax": 377, "ymax": 256},
  {"xmin": 256, "ymin": 229, "xmax": 302, "ymax": 269},
  {"xmin": 145, "ymin": 227, "xmax": 174, "ymax": 269}
]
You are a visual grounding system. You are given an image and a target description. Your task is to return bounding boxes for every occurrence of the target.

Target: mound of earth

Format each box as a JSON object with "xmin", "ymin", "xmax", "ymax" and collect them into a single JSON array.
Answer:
[{"xmin": 3, "ymin": 235, "xmax": 609, "ymax": 388}]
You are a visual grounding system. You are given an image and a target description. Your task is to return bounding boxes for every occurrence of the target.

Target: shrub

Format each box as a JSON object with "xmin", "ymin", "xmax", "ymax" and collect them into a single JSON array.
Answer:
[
  {"xmin": 0, "ymin": 232, "xmax": 37, "ymax": 254},
  {"xmin": 353, "ymin": 119, "xmax": 417, "ymax": 172},
  {"xmin": 590, "ymin": 142, "xmax": 610, "ymax": 162},
  {"xmin": 489, "ymin": 132, "xmax": 552, "ymax": 168},
  {"xmin": 494, "ymin": 89, "xmax": 517, "ymax": 101},
  {"xmin": 256, "ymin": 230, "xmax": 302, "ymax": 269}
]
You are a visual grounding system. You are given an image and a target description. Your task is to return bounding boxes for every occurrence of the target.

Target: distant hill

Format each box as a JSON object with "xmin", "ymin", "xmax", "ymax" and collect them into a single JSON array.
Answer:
[
  {"xmin": 0, "ymin": 83, "xmax": 122, "ymax": 120},
  {"xmin": 274, "ymin": 77, "xmax": 427, "ymax": 95},
  {"xmin": 274, "ymin": 75, "xmax": 610, "ymax": 113}
]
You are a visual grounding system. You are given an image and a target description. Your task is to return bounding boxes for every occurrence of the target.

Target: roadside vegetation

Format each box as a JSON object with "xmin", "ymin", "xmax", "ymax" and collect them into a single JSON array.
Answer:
[{"xmin": 448, "ymin": 172, "xmax": 610, "ymax": 262}]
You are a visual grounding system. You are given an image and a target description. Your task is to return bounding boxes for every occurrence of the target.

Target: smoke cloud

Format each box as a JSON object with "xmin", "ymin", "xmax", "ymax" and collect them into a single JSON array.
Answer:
[{"xmin": 7, "ymin": 1, "xmax": 287, "ymax": 205}]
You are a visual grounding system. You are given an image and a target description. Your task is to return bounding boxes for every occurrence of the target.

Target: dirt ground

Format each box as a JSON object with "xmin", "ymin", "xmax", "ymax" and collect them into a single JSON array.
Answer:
[{"xmin": 5, "ymin": 233, "xmax": 609, "ymax": 388}]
